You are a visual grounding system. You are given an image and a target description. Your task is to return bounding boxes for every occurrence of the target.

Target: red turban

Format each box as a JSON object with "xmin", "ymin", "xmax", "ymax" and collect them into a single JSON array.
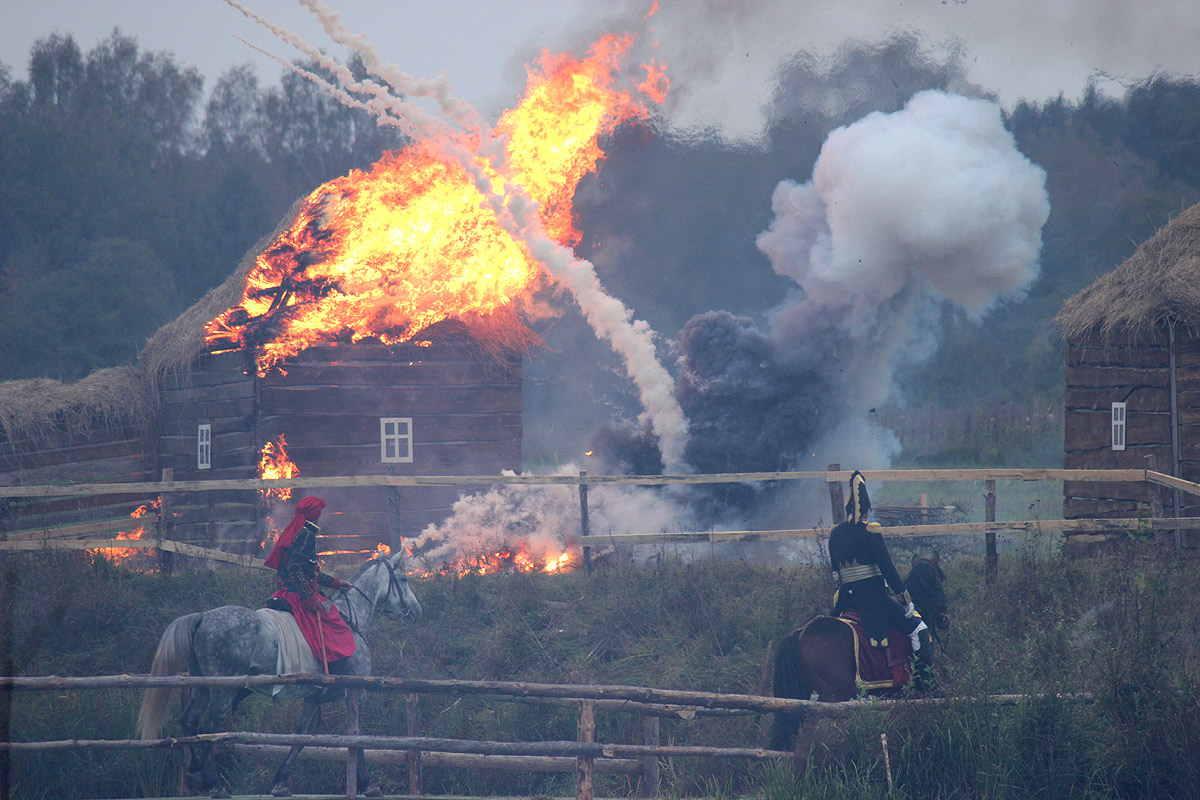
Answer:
[{"xmin": 264, "ymin": 496, "xmax": 326, "ymax": 569}]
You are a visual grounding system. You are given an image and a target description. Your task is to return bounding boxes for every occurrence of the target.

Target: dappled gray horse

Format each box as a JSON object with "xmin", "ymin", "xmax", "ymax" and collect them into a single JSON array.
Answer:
[{"xmin": 137, "ymin": 549, "xmax": 421, "ymax": 798}]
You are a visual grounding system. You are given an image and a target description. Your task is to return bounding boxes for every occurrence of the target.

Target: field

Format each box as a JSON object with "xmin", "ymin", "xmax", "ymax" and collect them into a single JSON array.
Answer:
[{"xmin": 4, "ymin": 532, "xmax": 1200, "ymax": 800}]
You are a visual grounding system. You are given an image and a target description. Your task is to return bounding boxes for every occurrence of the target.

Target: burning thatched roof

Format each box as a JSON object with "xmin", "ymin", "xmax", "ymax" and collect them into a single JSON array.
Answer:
[{"xmin": 1055, "ymin": 202, "xmax": 1200, "ymax": 343}]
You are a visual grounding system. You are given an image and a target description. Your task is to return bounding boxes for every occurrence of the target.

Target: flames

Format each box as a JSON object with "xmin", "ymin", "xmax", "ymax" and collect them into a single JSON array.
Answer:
[
  {"xmin": 415, "ymin": 543, "xmax": 576, "ymax": 578},
  {"xmin": 89, "ymin": 499, "xmax": 160, "ymax": 569},
  {"xmin": 259, "ymin": 434, "xmax": 299, "ymax": 500},
  {"xmin": 205, "ymin": 34, "xmax": 663, "ymax": 376}
]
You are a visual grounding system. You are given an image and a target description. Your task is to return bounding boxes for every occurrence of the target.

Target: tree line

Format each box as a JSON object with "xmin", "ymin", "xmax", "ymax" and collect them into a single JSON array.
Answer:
[
  {"xmin": 3, "ymin": 29, "xmax": 1200, "ymax": 413},
  {"xmin": 0, "ymin": 31, "xmax": 408, "ymax": 381}
]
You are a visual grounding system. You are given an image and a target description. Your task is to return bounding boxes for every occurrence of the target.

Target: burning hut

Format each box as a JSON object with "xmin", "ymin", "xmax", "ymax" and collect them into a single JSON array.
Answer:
[{"xmin": 1055, "ymin": 202, "xmax": 1200, "ymax": 552}]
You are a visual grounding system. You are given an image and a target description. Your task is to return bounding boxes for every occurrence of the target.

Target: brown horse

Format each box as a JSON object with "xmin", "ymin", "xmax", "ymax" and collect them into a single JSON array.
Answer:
[{"xmin": 768, "ymin": 554, "xmax": 948, "ymax": 752}]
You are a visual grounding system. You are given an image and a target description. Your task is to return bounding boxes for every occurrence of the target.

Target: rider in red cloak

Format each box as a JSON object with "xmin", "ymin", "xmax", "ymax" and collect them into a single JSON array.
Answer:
[{"xmin": 264, "ymin": 496, "xmax": 356, "ymax": 669}]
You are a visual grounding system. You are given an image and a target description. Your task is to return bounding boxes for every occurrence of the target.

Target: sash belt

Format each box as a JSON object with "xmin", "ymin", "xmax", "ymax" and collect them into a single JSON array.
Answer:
[{"xmin": 835, "ymin": 563, "xmax": 883, "ymax": 583}]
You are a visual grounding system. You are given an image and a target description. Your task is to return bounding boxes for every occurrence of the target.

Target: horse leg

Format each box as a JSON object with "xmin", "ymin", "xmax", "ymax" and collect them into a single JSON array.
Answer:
[
  {"xmin": 769, "ymin": 631, "xmax": 811, "ymax": 752},
  {"xmin": 179, "ymin": 687, "xmax": 212, "ymax": 795},
  {"xmin": 270, "ymin": 699, "xmax": 322, "ymax": 798},
  {"xmin": 195, "ymin": 688, "xmax": 241, "ymax": 799}
]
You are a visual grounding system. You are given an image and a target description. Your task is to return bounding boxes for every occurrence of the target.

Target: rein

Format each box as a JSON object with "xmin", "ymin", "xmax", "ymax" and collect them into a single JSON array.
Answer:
[{"xmin": 334, "ymin": 557, "xmax": 406, "ymax": 635}]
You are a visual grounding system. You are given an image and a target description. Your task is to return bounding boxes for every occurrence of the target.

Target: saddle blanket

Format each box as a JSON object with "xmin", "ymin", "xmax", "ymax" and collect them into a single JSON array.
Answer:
[
  {"xmin": 834, "ymin": 611, "xmax": 915, "ymax": 691},
  {"xmin": 255, "ymin": 608, "xmax": 322, "ymax": 697}
]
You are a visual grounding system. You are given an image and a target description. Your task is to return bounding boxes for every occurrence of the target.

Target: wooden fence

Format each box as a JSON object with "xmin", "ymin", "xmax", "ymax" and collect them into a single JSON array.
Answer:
[
  {"xmin": 0, "ymin": 673, "xmax": 1097, "ymax": 800},
  {"xmin": 3, "ymin": 468, "xmax": 1200, "ymax": 581}
]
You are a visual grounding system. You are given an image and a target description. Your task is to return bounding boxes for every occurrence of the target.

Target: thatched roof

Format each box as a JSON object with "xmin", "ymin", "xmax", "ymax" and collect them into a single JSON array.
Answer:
[
  {"xmin": 0, "ymin": 365, "xmax": 157, "ymax": 446},
  {"xmin": 138, "ymin": 197, "xmax": 306, "ymax": 379},
  {"xmin": 1056, "ymin": 202, "xmax": 1200, "ymax": 343}
]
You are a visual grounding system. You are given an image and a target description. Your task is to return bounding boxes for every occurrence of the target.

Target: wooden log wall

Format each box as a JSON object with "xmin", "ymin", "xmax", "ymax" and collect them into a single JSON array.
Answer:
[
  {"xmin": 157, "ymin": 349, "xmax": 262, "ymax": 555},
  {"xmin": 1063, "ymin": 334, "xmax": 1200, "ymax": 550},
  {"xmin": 0, "ymin": 424, "xmax": 156, "ymax": 536},
  {"xmin": 262, "ymin": 341, "xmax": 522, "ymax": 564}
]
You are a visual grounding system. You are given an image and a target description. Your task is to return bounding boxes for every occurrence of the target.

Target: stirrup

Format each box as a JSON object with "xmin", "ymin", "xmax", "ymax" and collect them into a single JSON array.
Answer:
[{"xmin": 910, "ymin": 620, "xmax": 928, "ymax": 652}]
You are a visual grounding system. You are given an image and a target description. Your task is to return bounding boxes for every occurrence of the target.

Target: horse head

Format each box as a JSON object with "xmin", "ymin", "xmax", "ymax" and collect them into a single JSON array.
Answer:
[
  {"xmin": 374, "ymin": 549, "xmax": 422, "ymax": 623},
  {"xmin": 909, "ymin": 551, "xmax": 948, "ymax": 635}
]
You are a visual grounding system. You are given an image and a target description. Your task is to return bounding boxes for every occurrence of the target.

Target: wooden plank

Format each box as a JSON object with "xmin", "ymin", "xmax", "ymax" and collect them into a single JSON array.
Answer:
[
  {"xmin": 158, "ymin": 416, "xmax": 254, "ymax": 437},
  {"xmin": 159, "ymin": 430, "xmax": 253, "ymax": 457},
  {"xmin": 1064, "ymin": 410, "xmax": 1170, "ymax": 449},
  {"xmin": 161, "ymin": 397, "xmax": 255, "ymax": 422},
  {"xmin": 1065, "ymin": 386, "xmax": 1171, "ymax": 412},
  {"xmin": 259, "ymin": 414, "xmax": 523, "ymax": 448},
  {"xmin": 261, "ymin": 362, "xmax": 506, "ymax": 388},
  {"xmin": 1063, "ymin": 364, "xmax": 1170, "ymax": 389},
  {"xmin": 260, "ymin": 385, "xmax": 521, "ymax": 415},
  {"xmin": 1064, "ymin": 448, "xmax": 1171, "ymax": 469},
  {"xmin": 1063, "ymin": 498, "xmax": 1145, "ymax": 518},
  {"xmin": 1063, "ymin": 480, "xmax": 1150, "ymax": 501},
  {"xmin": 1067, "ymin": 344, "xmax": 1168, "ymax": 369},
  {"xmin": 0, "ymin": 437, "xmax": 144, "ymax": 473},
  {"xmin": 160, "ymin": 380, "xmax": 255, "ymax": 404},
  {"xmin": 2, "ymin": 517, "xmax": 145, "ymax": 540},
  {"xmin": 0, "ymin": 456, "xmax": 150, "ymax": 487}
]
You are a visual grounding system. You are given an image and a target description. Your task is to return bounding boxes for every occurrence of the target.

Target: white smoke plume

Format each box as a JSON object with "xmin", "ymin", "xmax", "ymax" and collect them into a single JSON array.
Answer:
[
  {"xmin": 755, "ymin": 89, "xmax": 1049, "ymax": 464},
  {"xmin": 411, "ymin": 464, "xmax": 700, "ymax": 569}
]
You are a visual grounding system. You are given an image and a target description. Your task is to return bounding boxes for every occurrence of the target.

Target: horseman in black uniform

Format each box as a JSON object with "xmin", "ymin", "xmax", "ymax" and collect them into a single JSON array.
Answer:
[{"xmin": 829, "ymin": 471, "xmax": 927, "ymax": 651}]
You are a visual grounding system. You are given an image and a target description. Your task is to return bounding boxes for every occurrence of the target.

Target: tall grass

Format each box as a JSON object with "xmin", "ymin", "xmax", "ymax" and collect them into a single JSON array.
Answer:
[{"xmin": 4, "ymin": 538, "xmax": 1200, "ymax": 799}]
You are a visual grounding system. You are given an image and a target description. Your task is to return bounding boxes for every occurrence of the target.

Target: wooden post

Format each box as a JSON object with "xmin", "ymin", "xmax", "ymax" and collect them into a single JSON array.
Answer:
[
  {"xmin": 158, "ymin": 468, "xmax": 174, "ymax": 574},
  {"xmin": 579, "ymin": 471, "xmax": 592, "ymax": 576},
  {"xmin": 407, "ymin": 693, "xmax": 422, "ymax": 795},
  {"xmin": 918, "ymin": 493, "xmax": 928, "ymax": 526},
  {"xmin": 576, "ymin": 699, "xmax": 595, "ymax": 800},
  {"xmin": 828, "ymin": 464, "xmax": 845, "ymax": 525},
  {"xmin": 346, "ymin": 689, "xmax": 360, "ymax": 798},
  {"xmin": 985, "ymin": 480, "xmax": 997, "ymax": 584},
  {"xmin": 639, "ymin": 715, "xmax": 660, "ymax": 798}
]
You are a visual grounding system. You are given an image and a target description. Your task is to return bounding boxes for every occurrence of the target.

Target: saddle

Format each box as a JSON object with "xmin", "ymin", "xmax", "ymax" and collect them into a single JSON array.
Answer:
[{"xmin": 834, "ymin": 611, "xmax": 915, "ymax": 691}]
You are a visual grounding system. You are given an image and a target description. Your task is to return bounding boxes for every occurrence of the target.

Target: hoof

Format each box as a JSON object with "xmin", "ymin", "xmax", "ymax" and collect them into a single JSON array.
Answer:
[{"xmin": 270, "ymin": 784, "xmax": 292, "ymax": 798}]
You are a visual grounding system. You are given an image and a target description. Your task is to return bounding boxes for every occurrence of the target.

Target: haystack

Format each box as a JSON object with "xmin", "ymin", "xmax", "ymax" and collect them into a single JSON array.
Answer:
[{"xmin": 1055, "ymin": 203, "xmax": 1200, "ymax": 343}]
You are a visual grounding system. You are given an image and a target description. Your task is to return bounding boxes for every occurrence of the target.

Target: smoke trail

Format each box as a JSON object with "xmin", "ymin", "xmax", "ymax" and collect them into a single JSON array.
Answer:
[{"xmin": 226, "ymin": 0, "xmax": 691, "ymax": 470}]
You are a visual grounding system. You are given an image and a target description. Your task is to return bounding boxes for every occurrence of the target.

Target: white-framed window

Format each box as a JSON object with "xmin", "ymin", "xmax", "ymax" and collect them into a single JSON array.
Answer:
[
  {"xmin": 1111, "ymin": 402, "xmax": 1127, "ymax": 451},
  {"xmin": 381, "ymin": 417, "xmax": 413, "ymax": 463},
  {"xmin": 198, "ymin": 423, "xmax": 212, "ymax": 469}
]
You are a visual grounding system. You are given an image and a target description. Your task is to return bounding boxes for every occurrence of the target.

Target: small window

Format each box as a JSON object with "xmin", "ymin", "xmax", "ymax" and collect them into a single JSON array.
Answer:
[
  {"xmin": 1111, "ymin": 402, "xmax": 1126, "ymax": 451},
  {"xmin": 198, "ymin": 424, "xmax": 212, "ymax": 469},
  {"xmin": 381, "ymin": 417, "xmax": 413, "ymax": 463}
]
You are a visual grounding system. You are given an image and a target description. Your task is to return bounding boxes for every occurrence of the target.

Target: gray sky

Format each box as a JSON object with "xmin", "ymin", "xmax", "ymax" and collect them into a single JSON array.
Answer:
[{"xmin": 4, "ymin": 1, "xmax": 1200, "ymax": 139}]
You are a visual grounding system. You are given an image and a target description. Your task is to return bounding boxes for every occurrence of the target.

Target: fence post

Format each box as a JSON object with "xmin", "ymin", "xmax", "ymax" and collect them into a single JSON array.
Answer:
[
  {"xmin": 158, "ymin": 468, "xmax": 174, "ymax": 574},
  {"xmin": 576, "ymin": 699, "xmax": 595, "ymax": 800},
  {"xmin": 827, "ymin": 464, "xmax": 845, "ymax": 525},
  {"xmin": 407, "ymin": 693, "xmax": 422, "ymax": 795},
  {"xmin": 346, "ymin": 689, "xmax": 361, "ymax": 799},
  {"xmin": 580, "ymin": 471, "xmax": 592, "ymax": 576},
  {"xmin": 985, "ymin": 480, "xmax": 997, "ymax": 584},
  {"xmin": 639, "ymin": 715, "xmax": 660, "ymax": 797}
]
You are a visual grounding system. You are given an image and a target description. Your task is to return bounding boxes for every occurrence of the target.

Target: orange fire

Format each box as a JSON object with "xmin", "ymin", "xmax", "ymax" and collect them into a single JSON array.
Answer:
[
  {"xmin": 89, "ymin": 499, "xmax": 161, "ymax": 568},
  {"xmin": 416, "ymin": 543, "xmax": 577, "ymax": 578},
  {"xmin": 259, "ymin": 435, "xmax": 299, "ymax": 500},
  {"xmin": 204, "ymin": 34, "xmax": 664, "ymax": 375}
]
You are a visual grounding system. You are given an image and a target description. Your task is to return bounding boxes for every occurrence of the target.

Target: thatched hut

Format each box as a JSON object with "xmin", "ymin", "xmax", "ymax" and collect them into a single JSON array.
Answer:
[
  {"xmin": 1, "ymin": 201, "xmax": 526, "ymax": 565},
  {"xmin": 1055, "ymin": 202, "xmax": 1200, "ymax": 552}
]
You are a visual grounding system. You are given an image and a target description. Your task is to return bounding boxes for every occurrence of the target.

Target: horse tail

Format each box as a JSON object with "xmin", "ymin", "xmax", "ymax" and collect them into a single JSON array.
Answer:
[
  {"xmin": 137, "ymin": 612, "xmax": 203, "ymax": 740},
  {"xmin": 769, "ymin": 626, "xmax": 812, "ymax": 752}
]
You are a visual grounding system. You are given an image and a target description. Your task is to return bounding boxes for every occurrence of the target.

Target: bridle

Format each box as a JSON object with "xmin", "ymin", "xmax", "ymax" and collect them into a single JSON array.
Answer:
[{"xmin": 333, "ymin": 556, "xmax": 412, "ymax": 634}]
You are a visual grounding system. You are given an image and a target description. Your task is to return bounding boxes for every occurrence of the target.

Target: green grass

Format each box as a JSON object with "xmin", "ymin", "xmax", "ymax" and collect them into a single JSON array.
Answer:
[{"xmin": 5, "ymin": 524, "xmax": 1200, "ymax": 798}]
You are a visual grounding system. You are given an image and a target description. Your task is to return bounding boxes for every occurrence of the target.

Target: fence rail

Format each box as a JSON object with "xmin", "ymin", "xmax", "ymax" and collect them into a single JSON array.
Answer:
[
  {"xmin": 4, "ymin": 468, "xmax": 1198, "ymax": 575},
  {"xmin": 1, "ymin": 672, "xmax": 1098, "ymax": 799}
]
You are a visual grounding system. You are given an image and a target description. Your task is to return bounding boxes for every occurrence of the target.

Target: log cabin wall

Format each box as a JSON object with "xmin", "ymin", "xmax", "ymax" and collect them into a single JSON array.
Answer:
[
  {"xmin": 1063, "ymin": 331, "xmax": 1200, "ymax": 549},
  {"xmin": 261, "ymin": 341, "xmax": 522, "ymax": 566},
  {"xmin": 0, "ymin": 423, "xmax": 156, "ymax": 535},
  {"xmin": 157, "ymin": 350, "xmax": 260, "ymax": 555}
]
